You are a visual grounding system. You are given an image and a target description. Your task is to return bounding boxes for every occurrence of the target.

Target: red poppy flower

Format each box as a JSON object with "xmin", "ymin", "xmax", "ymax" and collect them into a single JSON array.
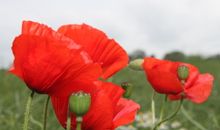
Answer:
[
  {"xmin": 143, "ymin": 57, "xmax": 214, "ymax": 103},
  {"xmin": 51, "ymin": 82, "xmax": 140, "ymax": 130},
  {"xmin": 10, "ymin": 21, "xmax": 102, "ymax": 96},
  {"xmin": 57, "ymin": 24, "xmax": 129, "ymax": 79}
]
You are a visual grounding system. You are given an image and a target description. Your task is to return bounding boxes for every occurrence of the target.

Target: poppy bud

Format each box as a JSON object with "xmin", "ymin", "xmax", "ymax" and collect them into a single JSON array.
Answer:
[
  {"xmin": 128, "ymin": 59, "xmax": 144, "ymax": 71},
  {"xmin": 121, "ymin": 82, "xmax": 133, "ymax": 98},
  {"xmin": 177, "ymin": 65, "xmax": 189, "ymax": 80},
  {"xmin": 69, "ymin": 91, "xmax": 91, "ymax": 116}
]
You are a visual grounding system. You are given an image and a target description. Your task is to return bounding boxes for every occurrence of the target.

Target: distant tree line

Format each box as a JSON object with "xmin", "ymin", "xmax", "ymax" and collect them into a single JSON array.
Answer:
[
  {"xmin": 129, "ymin": 49, "xmax": 154, "ymax": 61},
  {"xmin": 129, "ymin": 49, "xmax": 220, "ymax": 61}
]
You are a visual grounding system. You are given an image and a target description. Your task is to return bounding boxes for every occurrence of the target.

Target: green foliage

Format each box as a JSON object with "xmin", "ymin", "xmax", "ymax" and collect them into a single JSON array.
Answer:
[
  {"xmin": 0, "ymin": 57, "xmax": 220, "ymax": 130},
  {"xmin": 0, "ymin": 70, "xmax": 62, "ymax": 130}
]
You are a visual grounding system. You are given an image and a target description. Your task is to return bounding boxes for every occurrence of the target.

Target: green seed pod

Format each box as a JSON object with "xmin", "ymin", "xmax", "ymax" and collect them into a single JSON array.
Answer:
[
  {"xmin": 177, "ymin": 65, "xmax": 189, "ymax": 80},
  {"xmin": 121, "ymin": 82, "xmax": 133, "ymax": 98},
  {"xmin": 128, "ymin": 59, "xmax": 144, "ymax": 71},
  {"xmin": 69, "ymin": 91, "xmax": 91, "ymax": 116}
]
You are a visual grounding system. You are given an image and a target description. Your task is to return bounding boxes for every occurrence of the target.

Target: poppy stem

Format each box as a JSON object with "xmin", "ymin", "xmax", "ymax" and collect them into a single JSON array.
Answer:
[
  {"xmin": 151, "ymin": 90, "xmax": 156, "ymax": 126},
  {"xmin": 181, "ymin": 106, "xmax": 207, "ymax": 130},
  {"xmin": 23, "ymin": 91, "xmax": 35, "ymax": 130},
  {"xmin": 66, "ymin": 111, "xmax": 71, "ymax": 130},
  {"xmin": 76, "ymin": 117, "xmax": 82, "ymax": 130},
  {"xmin": 42, "ymin": 96, "xmax": 50, "ymax": 130},
  {"xmin": 159, "ymin": 95, "xmax": 168, "ymax": 122},
  {"xmin": 152, "ymin": 98, "xmax": 183, "ymax": 130}
]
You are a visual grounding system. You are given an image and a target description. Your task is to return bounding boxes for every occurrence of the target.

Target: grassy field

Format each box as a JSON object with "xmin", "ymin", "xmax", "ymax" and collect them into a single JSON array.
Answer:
[{"xmin": 0, "ymin": 56, "xmax": 220, "ymax": 130}]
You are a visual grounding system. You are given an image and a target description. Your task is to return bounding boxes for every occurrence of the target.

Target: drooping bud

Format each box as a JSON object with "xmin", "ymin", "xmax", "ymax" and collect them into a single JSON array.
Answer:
[
  {"xmin": 177, "ymin": 65, "xmax": 189, "ymax": 80},
  {"xmin": 69, "ymin": 91, "xmax": 91, "ymax": 116},
  {"xmin": 128, "ymin": 59, "xmax": 144, "ymax": 71},
  {"xmin": 121, "ymin": 82, "xmax": 133, "ymax": 98}
]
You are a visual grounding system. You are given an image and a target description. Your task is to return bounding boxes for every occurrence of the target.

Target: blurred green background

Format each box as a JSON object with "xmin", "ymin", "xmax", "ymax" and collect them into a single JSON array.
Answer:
[{"xmin": 0, "ymin": 51, "xmax": 220, "ymax": 130}]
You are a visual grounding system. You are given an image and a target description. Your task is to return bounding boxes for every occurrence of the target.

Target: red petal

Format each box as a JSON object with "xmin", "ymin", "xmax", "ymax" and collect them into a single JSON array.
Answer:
[
  {"xmin": 11, "ymin": 35, "xmax": 77, "ymax": 93},
  {"xmin": 51, "ymin": 86, "xmax": 114, "ymax": 130},
  {"xmin": 95, "ymin": 82, "xmax": 140, "ymax": 128},
  {"xmin": 143, "ymin": 57, "xmax": 182, "ymax": 94},
  {"xmin": 113, "ymin": 98, "xmax": 140, "ymax": 128},
  {"xmin": 82, "ymin": 90, "xmax": 114, "ymax": 130},
  {"xmin": 50, "ymin": 96, "xmax": 69, "ymax": 127},
  {"xmin": 22, "ymin": 21, "xmax": 81, "ymax": 49},
  {"xmin": 185, "ymin": 74, "xmax": 214, "ymax": 103},
  {"xmin": 9, "ymin": 36, "xmax": 29, "ymax": 79},
  {"xmin": 58, "ymin": 24, "xmax": 129, "ymax": 79},
  {"xmin": 50, "ymin": 63, "xmax": 102, "ymax": 97},
  {"xmin": 168, "ymin": 94, "xmax": 183, "ymax": 100},
  {"xmin": 51, "ymin": 81, "xmax": 139, "ymax": 130},
  {"xmin": 10, "ymin": 21, "xmax": 102, "ymax": 95},
  {"xmin": 95, "ymin": 81, "xmax": 124, "ymax": 109}
]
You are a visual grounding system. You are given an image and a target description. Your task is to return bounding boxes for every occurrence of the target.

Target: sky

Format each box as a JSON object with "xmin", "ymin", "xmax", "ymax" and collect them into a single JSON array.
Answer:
[{"xmin": 1, "ymin": 0, "xmax": 220, "ymax": 68}]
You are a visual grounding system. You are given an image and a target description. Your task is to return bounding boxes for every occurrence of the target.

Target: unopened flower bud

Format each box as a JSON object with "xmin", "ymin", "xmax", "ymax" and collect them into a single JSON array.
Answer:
[
  {"xmin": 177, "ymin": 65, "xmax": 189, "ymax": 80},
  {"xmin": 121, "ymin": 82, "xmax": 133, "ymax": 98},
  {"xmin": 69, "ymin": 91, "xmax": 91, "ymax": 116},
  {"xmin": 128, "ymin": 59, "xmax": 144, "ymax": 71}
]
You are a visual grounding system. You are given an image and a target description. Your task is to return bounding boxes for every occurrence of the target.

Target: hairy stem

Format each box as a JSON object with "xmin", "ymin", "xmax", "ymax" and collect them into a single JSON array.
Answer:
[{"xmin": 23, "ymin": 91, "xmax": 35, "ymax": 130}]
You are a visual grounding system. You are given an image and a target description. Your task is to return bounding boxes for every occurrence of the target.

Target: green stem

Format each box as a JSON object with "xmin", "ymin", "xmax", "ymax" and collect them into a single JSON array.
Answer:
[
  {"xmin": 159, "ymin": 95, "xmax": 168, "ymax": 122},
  {"xmin": 76, "ymin": 117, "xmax": 82, "ymax": 130},
  {"xmin": 151, "ymin": 90, "xmax": 156, "ymax": 125},
  {"xmin": 42, "ymin": 96, "xmax": 50, "ymax": 130},
  {"xmin": 181, "ymin": 106, "xmax": 207, "ymax": 130},
  {"xmin": 153, "ymin": 98, "xmax": 183, "ymax": 130},
  {"xmin": 66, "ymin": 112, "xmax": 71, "ymax": 130},
  {"xmin": 76, "ymin": 122, "xmax": 81, "ymax": 130},
  {"xmin": 23, "ymin": 91, "xmax": 35, "ymax": 130}
]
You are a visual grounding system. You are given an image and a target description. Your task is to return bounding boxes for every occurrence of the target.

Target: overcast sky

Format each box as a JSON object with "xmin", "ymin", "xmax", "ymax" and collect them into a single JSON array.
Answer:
[{"xmin": 1, "ymin": 0, "xmax": 220, "ymax": 68}]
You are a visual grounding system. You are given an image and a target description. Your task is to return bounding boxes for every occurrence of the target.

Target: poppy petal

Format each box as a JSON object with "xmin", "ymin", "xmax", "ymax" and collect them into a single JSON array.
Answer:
[
  {"xmin": 82, "ymin": 90, "xmax": 114, "ymax": 130},
  {"xmin": 50, "ymin": 96, "xmax": 69, "ymax": 127},
  {"xmin": 11, "ymin": 35, "xmax": 78, "ymax": 93},
  {"xmin": 185, "ymin": 74, "xmax": 214, "ymax": 103},
  {"xmin": 51, "ymin": 87, "xmax": 114, "ymax": 130},
  {"xmin": 51, "ymin": 82, "xmax": 139, "ymax": 130},
  {"xmin": 113, "ymin": 98, "xmax": 140, "ymax": 128},
  {"xmin": 58, "ymin": 24, "xmax": 129, "ymax": 79},
  {"xmin": 10, "ymin": 21, "xmax": 102, "ymax": 95},
  {"xmin": 168, "ymin": 94, "xmax": 183, "ymax": 100},
  {"xmin": 50, "ymin": 62, "xmax": 102, "ymax": 97},
  {"xmin": 95, "ymin": 81, "xmax": 124, "ymax": 109},
  {"xmin": 143, "ymin": 57, "xmax": 182, "ymax": 94},
  {"xmin": 22, "ymin": 21, "xmax": 81, "ymax": 49}
]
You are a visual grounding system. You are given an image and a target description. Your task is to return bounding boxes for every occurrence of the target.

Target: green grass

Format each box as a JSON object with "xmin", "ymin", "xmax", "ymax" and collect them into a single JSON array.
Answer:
[{"xmin": 0, "ymin": 57, "xmax": 220, "ymax": 130}]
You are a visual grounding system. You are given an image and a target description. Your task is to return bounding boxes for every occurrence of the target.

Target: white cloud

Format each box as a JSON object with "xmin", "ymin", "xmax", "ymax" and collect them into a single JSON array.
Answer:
[{"xmin": 1, "ymin": 0, "xmax": 220, "ymax": 67}]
